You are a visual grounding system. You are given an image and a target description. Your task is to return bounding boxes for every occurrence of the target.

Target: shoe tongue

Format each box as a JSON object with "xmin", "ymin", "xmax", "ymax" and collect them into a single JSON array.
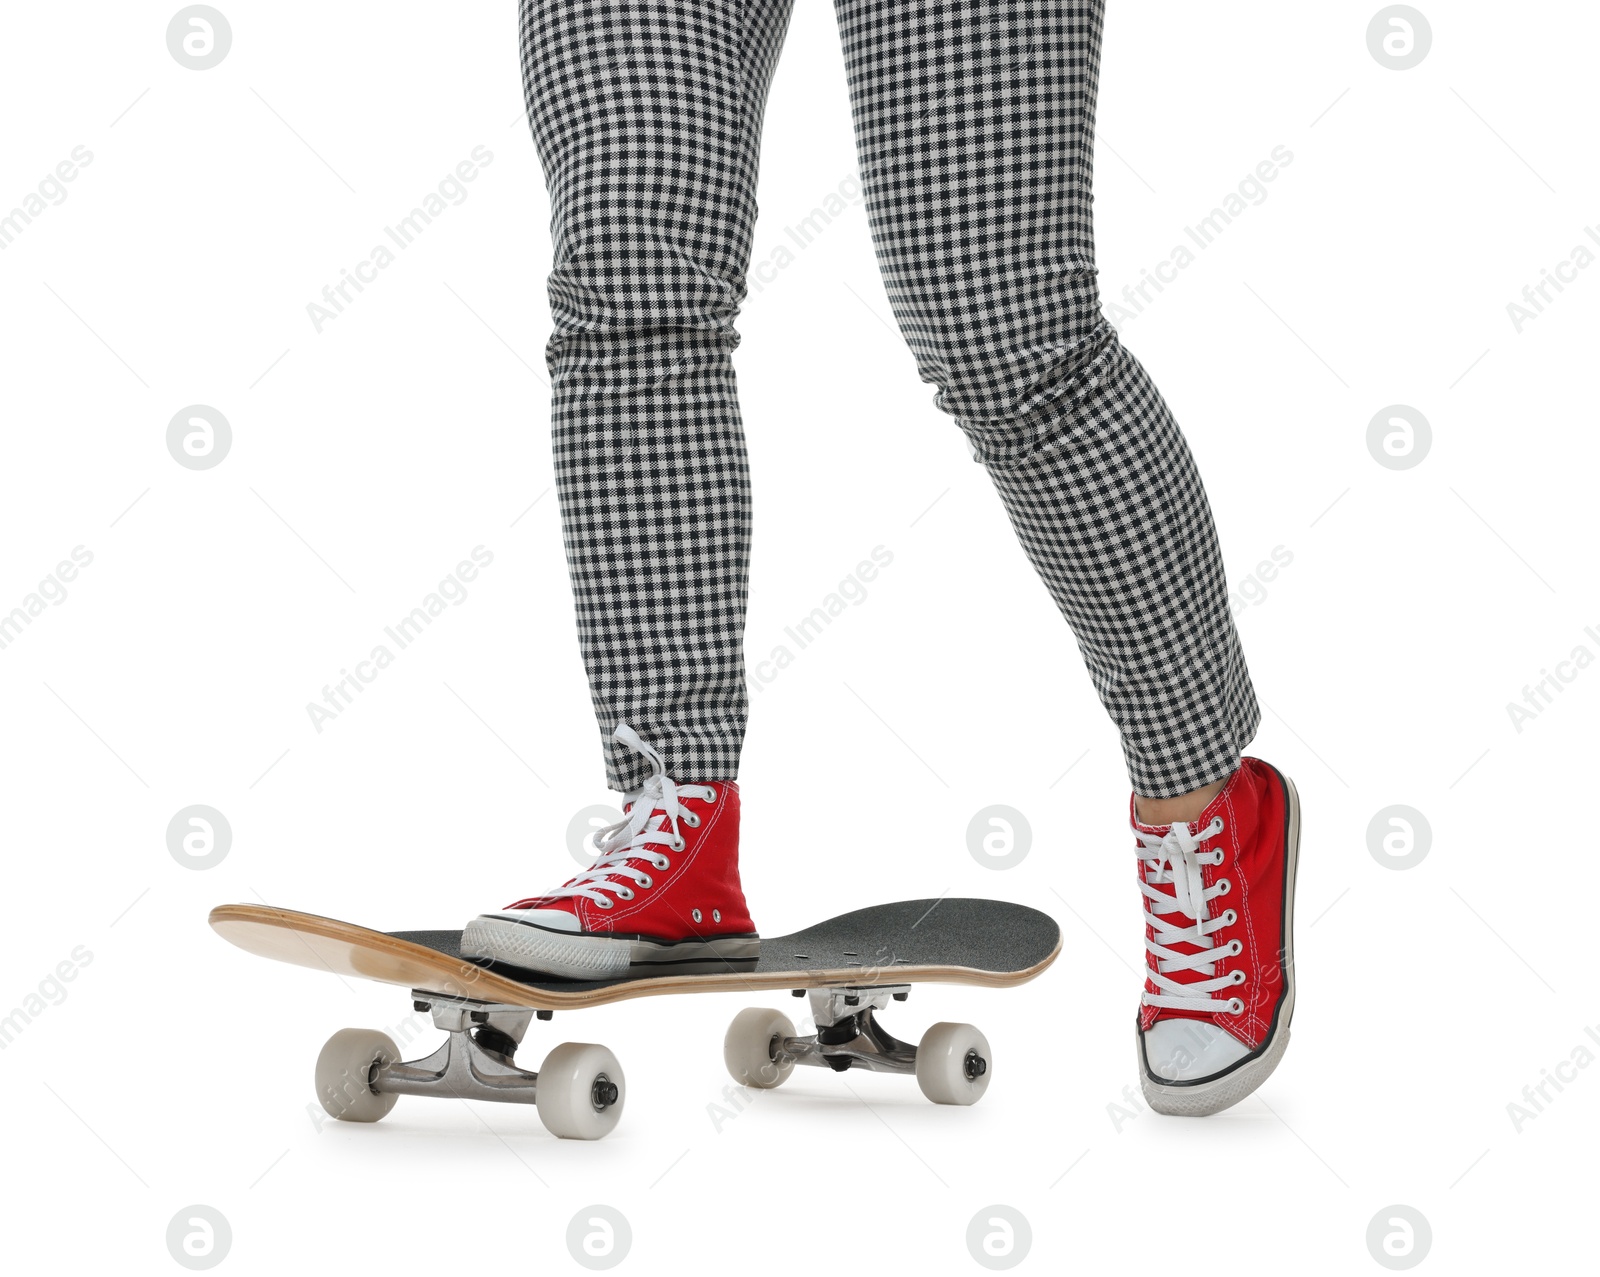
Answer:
[{"xmin": 624, "ymin": 779, "xmax": 675, "ymax": 821}]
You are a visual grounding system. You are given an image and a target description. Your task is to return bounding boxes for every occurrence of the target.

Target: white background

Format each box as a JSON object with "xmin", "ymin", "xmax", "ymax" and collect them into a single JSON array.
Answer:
[{"xmin": 2, "ymin": 1, "xmax": 1595, "ymax": 1272}]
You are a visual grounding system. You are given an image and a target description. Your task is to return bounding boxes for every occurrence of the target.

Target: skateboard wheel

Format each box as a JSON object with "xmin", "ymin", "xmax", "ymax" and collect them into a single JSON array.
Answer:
[
  {"xmin": 536, "ymin": 1043, "xmax": 625, "ymax": 1140},
  {"xmin": 315, "ymin": 1028, "xmax": 400, "ymax": 1123},
  {"xmin": 724, "ymin": 1008, "xmax": 796, "ymax": 1090},
  {"xmin": 915, "ymin": 1022, "xmax": 992, "ymax": 1106}
]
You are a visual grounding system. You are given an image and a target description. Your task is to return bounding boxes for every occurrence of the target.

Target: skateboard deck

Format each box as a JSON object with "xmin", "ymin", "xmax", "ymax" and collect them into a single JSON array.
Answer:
[{"xmin": 208, "ymin": 897, "xmax": 1061, "ymax": 1008}]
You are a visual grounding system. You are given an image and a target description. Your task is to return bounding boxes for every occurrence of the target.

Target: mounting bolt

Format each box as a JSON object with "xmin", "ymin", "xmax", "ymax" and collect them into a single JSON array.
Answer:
[
  {"xmin": 413, "ymin": 1000, "xmax": 429, "ymax": 1013},
  {"xmin": 791, "ymin": 989, "xmax": 805, "ymax": 998},
  {"xmin": 592, "ymin": 1078, "xmax": 620, "ymax": 1109},
  {"xmin": 844, "ymin": 995, "xmax": 859, "ymax": 1007},
  {"xmin": 536, "ymin": 1009, "xmax": 553, "ymax": 1021},
  {"xmin": 470, "ymin": 1010, "xmax": 488, "ymax": 1024},
  {"xmin": 964, "ymin": 1049, "xmax": 988, "ymax": 1080},
  {"xmin": 892, "ymin": 991, "xmax": 908, "ymax": 1001}
]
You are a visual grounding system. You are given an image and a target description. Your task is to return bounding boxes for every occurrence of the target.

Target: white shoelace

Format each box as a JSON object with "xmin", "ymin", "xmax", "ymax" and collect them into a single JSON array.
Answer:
[
  {"xmin": 1135, "ymin": 816, "xmax": 1246, "ymax": 1015},
  {"xmin": 538, "ymin": 724, "xmax": 714, "ymax": 911}
]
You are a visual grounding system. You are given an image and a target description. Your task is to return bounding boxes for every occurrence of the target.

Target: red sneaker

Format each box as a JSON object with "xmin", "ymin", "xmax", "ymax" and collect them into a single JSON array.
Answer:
[
  {"xmin": 463, "ymin": 725, "xmax": 758, "ymax": 979},
  {"xmin": 1131, "ymin": 758, "xmax": 1300, "ymax": 1115}
]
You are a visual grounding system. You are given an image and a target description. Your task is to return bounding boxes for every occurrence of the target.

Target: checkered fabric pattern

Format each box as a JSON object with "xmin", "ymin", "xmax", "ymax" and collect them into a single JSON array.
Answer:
[{"xmin": 521, "ymin": 0, "xmax": 1258, "ymax": 796}]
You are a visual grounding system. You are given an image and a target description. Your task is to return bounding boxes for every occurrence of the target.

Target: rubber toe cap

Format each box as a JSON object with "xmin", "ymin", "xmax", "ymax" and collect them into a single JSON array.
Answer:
[{"xmin": 1142, "ymin": 1019, "xmax": 1251, "ymax": 1082}]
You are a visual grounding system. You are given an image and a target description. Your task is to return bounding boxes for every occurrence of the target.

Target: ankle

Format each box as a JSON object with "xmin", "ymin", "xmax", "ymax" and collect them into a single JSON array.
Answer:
[{"xmin": 1135, "ymin": 774, "xmax": 1231, "ymax": 826}]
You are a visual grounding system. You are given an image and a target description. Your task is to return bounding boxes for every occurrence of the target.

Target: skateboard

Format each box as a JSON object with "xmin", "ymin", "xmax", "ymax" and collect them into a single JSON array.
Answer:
[{"xmin": 210, "ymin": 897, "xmax": 1060, "ymax": 1139}]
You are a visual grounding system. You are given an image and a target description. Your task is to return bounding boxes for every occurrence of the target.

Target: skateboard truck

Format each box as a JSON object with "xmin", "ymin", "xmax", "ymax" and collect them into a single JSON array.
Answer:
[
  {"xmin": 313, "ymin": 991, "xmax": 626, "ymax": 1139},
  {"xmin": 782, "ymin": 986, "xmax": 919, "ymax": 1075},
  {"xmin": 377, "ymin": 994, "xmax": 544, "ymax": 1105},
  {"xmin": 724, "ymin": 986, "xmax": 993, "ymax": 1103}
]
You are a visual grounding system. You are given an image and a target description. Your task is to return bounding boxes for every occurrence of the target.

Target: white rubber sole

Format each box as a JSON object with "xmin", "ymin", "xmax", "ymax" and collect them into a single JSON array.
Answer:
[
  {"xmin": 461, "ymin": 915, "xmax": 760, "ymax": 980},
  {"xmin": 1140, "ymin": 769, "xmax": 1300, "ymax": 1117}
]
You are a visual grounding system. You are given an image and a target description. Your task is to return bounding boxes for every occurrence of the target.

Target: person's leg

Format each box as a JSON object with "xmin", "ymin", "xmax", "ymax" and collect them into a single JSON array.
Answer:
[
  {"xmin": 465, "ymin": 0, "xmax": 795, "ymax": 978},
  {"xmin": 1136, "ymin": 778, "xmax": 1227, "ymax": 824},
  {"xmin": 526, "ymin": 0, "xmax": 794, "ymax": 793},
  {"xmin": 832, "ymin": 0, "xmax": 1295, "ymax": 1115},
  {"xmin": 831, "ymin": 0, "xmax": 1256, "ymax": 791}
]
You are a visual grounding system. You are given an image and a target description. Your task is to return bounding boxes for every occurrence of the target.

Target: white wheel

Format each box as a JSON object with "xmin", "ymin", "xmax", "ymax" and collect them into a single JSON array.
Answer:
[
  {"xmin": 724, "ymin": 1008, "xmax": 796, "ymax": 1089},
  {"xmin": 916, "ymin": 1022, "xmax": 992, "ymax": 1106},
  {"xmin": 315, "ymin": 1028, "xmax": 400, "ymax": 1123},
  {"xmin": 536, "ymin": 1042, "xmax": 625, "ymax": 1140}
]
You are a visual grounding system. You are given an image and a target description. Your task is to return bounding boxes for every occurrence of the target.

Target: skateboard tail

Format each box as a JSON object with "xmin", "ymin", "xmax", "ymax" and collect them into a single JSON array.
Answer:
[{"xmin": 209, "ymin": 905, "xmax": 512, "ymax": 1001}]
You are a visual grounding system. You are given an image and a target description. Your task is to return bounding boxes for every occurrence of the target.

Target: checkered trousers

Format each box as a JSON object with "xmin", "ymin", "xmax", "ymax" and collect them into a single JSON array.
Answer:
[{"xmin": 521, "ymin": 0, "xmax": 1258, "ymax": 797}]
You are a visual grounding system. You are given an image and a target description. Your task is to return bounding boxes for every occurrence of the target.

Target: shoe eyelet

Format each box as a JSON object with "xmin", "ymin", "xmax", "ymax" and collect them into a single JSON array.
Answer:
[
  {"xmin": 684, "ymin": 813, "xmax": 701, "ymax": 828},
  {"xmin": 1216, "ymin": 878, "xmax": 1231, "ymax": 896},
  {"xmin": 636, "ymin": 874, "xmax": 653, "ymax": 889},
  {"xmin": 702, "ymin": 786, "xmax": 717, "ymax": 802},
  {"xmin": 712, "ymin": 908, "xmax": 721, "ymax": 923},
  {"xmin": 1226, "ymin": 997, "xmax": 1244, "ymax": 1015},
  {"xmin": 596, "ymin": 897, "xmax": 614, "ymax": 910},
  {"xmin": 1228, "ymin": 939, "xmax": 1243, "ymax": 956},
  {"xmin": 1223, "ymin": 910, "xmax": 1238, "ymax": 927},
  {"xmin": 615, "ymin": 887, "xmax": 634, "ymax": 901},
  {"xmin": 1230, "ymin": 968, "xmax": 1246, "ymax": 984},
  {"xmin": 671, "ymin": 835, "xmax": 686, "ymax": 851},
  {"xmin": 691, "ymin": 908, "xmax": 703, "ymax": 924},
  {"xmin": 1212, "ymin": 850, "xmax": 1225, "ymax": 865},
  {"xmin": 655, "ymin": 856, "xmax": 671, "ymax": 871}
]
